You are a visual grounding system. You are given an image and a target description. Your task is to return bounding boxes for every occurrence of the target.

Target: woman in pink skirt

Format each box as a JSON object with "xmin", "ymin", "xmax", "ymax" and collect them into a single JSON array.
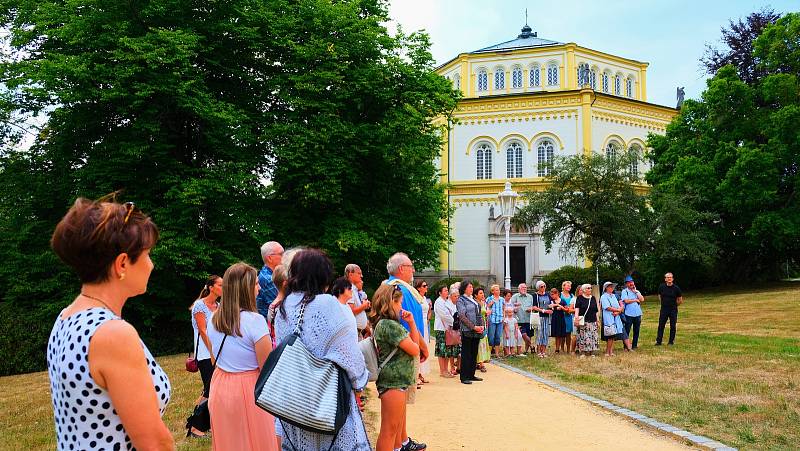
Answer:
[{"xmin": 208, "ymin": 262, "xmax": 278, "ymax": 451}]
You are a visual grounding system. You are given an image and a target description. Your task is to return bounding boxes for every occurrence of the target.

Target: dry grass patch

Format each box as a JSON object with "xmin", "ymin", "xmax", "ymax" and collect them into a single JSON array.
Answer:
[
  {"xmin": 0, "ymin": 353, "xmax": 379, "ymax": 450},
  {"xmin": 505, "ymin": 282, "xmax": 800, "ymax": 450}
]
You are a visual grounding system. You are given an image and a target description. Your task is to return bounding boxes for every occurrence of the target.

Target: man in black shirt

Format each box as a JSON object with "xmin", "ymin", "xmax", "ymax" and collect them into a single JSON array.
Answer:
[{"xmin": 656, "ymin": 272, "xmax": 683, "ymax": 345}]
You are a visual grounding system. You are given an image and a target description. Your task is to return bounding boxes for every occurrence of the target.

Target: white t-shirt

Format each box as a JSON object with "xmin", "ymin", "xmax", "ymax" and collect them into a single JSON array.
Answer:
[
  {"xmin": 347, "ymin": 285, "xmax": 369, "ymax": 330},
  {"xmin": 207, "ymin": 311, "xmax": 269, "ymax": 373}
]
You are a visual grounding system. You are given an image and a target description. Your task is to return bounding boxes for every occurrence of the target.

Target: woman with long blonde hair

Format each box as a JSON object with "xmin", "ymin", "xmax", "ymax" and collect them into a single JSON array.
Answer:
[
  {"xmin": 207, "ymin": 262, "xmax": 277, "ymax": 451},
  {"xmin": 369, "ymin": 284, "xmax": 420, "ymax": 451}
]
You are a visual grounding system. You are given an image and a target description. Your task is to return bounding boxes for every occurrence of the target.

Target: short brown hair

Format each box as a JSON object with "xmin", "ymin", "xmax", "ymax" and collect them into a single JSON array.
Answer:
[{"xmin": 51, "ymin": 198, "xmax": 158, "ymax": 283}]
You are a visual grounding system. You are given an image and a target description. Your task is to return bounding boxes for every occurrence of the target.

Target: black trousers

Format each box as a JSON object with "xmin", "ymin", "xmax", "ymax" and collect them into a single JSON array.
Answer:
[
  {"xmin": 460, "ymin": 335, "xmax": 479, "ymax": 382},
  {"xmin": 656, "ymin": 307, "xmax": 678, "ymax": 345},
  {"xmin": 623, "ymin": 315, "xmax": 642, "ymax": 348},
  {"xmin": 197, "ymin": 358, "xmax": 214, "ymax": 398}
]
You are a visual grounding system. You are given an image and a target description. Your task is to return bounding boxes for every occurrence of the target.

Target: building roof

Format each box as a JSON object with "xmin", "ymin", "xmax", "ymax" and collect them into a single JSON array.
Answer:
[{"xmin": 471, "ymin": 24, "xmax": 562, "ymax": 54}]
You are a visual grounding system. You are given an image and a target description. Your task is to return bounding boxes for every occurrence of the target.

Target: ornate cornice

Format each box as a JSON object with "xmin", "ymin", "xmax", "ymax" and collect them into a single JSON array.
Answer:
[
  {"xmin": 456, "ymin": 109, "xmax": 579, "ymax": 126},
  {"xmin": 447, "ymin": 179, "xmax": 650, "ymax": 197},
  {"xmin": 592, "ymin": 111, "xmax": 667, "ymax": 132}
]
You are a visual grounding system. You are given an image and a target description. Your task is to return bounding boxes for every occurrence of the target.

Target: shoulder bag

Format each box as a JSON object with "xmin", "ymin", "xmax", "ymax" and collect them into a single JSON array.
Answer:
[
  {"xmin": 185, "ymin": 334, "xmax": 227, "ymax": 435},
  {"xmin": 254, "ymin": 299, "xmax": 352, "ymax": 441},
  {"xmin": 574, "ymin": 300, "xmax": 587, "ymax": 329},
  {"xmin": 185, "ymin": 332, "xmax": 200, "ymax": 372},
  {"xmin": 359, "ymin": 326, "xmax": 399, "ymax": 382}
]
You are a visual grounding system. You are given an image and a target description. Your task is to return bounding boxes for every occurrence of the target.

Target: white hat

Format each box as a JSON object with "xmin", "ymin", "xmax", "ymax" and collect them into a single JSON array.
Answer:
[{"xmin": 602, "ymin": 281, "xmax": 617, "ymax": 292}]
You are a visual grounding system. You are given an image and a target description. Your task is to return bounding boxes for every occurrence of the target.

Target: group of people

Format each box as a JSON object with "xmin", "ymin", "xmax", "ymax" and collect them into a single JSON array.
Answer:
[
  {"xmin": 432, "ymin": 274, "xmax": 684, "ymax": 363},
  {"xmin": 45, "ymin": 197, "xmax": 684, "ymax": 451}
]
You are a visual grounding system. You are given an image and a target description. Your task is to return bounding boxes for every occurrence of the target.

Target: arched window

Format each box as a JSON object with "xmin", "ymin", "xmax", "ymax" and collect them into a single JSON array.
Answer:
[
  {"xmin": 477, "ymin": 69, "xmax": 488, "ymax": 92},
  {"xmin": 476, "ymin": 143, "xmax": 493, "ymax": 179},
  {"xmin": 626, "ymin": 77, "xmax": 633, "ymax": 98},
  {"xmin": 628, "ymin": 144, "xmax": 642, "ymax": 178},
  {"xmin": 453, "ymin": 74, "xmax": 461, "ymax": 91},
  {"xmin": 590, "ymin": 69, "xmax": 597, "ymax": 90},
  {"xmin": 577, "ymin": 62, "xmax": 589, "ymax": 87},
  {"xmin": 602, "ymin": 72, "xmax": 610, "ymax": 93},
  {"xmin": 511, "ymin": 66, "xmax": 523, "ymax": 89},
  {"xmin": 536, "ymin": 139, "xmax": 555, "ymax": 177},
  {"xmin": 614, "ymin": 75, "xmax": 621, "ymax": 95},
  {"xmin": 606, "ymin": 140, "xmax": 621, "ymax": 159},
  {"xmin": 494, "ymin": 67, "xmax": 505, "ymax": 91},
  {"xmin": 529, "ymin": 64, "xmax": 541, "ymax": 87},
  {"xmin": 506, "ymin": 141, "xmax": 523, "ymax": 178},
  {"xmin": 547, "ymin": 63, "xmax": 559, "ymax": 86}
]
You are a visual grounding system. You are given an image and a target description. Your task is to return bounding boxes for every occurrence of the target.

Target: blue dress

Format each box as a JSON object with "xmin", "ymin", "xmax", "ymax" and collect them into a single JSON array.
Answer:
[{"xmin": 561, "ymin": 293, "xmax": 575, "ymax": 334}]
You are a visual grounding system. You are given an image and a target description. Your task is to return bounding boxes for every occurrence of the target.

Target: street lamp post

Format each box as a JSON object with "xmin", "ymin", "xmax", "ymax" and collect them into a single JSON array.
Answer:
[{"xmin": 497, "ymin": 181, "xmax": 519, "ymax": 290}]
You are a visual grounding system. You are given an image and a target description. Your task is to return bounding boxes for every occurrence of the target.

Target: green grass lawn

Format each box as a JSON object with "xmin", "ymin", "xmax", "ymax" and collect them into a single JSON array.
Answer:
[{"xmin": 502, "ymin": 282, "xmax": 800, "ymax": 451}]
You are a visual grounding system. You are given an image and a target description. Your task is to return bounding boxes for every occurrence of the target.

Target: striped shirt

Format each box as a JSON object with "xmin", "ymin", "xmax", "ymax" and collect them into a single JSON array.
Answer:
[{"xmin": 486, "ymin": 295, "xmax": 505, "ymax": 324}]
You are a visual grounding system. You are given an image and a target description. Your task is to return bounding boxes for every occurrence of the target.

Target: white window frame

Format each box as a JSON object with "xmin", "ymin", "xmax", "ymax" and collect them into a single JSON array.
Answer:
[
  {"xmin": 529, "ymin": 65, "xmax": 541, "ymax": 87},
  {"xmin": 511, "ymin": 66, "xmax": 523, "ymax": 89},
  {"xmin": 476, "ymin": 143, "xmax": 493, "ymax": 179},
  {"xmin": 477, "ymin": 69, "xmax": 488, "ymax": 92},
  {"xmin": 506, "ymin": 141, "xmax": 523, "ymax": 178},
  {"xmin": 547, "ymin": 63, "xmax": 559, "ymax": 87},
  {"xmin": 536, "ymin": 139, "xmax": 555, "ymax": 177}
]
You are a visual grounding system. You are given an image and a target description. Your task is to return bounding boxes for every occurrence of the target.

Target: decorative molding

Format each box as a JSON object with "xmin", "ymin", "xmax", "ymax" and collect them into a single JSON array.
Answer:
[
  {"xmin": 465, "ymin": 135, "xmax": 500, "ymax": 155},
  {"xmin": 447, "ymin": 179, "xmax": 650, "ymax": 197},
  {"xmin": 600, "ymin": 134, "xmax": 627, "ymax": 150},
  {"xmin": 456, "ymin": 109, "xmax": 578, "ymax": 126},
  {"xmin": 592, "ymin": 111, "xmax": 667, "ymax": 131},
  {"xmin": 531, "ymin": 131, "xmax": 565, "ymax": 150},
  {"xmin": 457, "ymin": 96, "xmax": 581, "ymax": 115},
  {"xmin": 592, "ymin": 98, "xmax": 675, "ymax": 121}
]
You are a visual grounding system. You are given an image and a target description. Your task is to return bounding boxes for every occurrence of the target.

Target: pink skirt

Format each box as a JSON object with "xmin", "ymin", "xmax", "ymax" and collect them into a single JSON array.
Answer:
[{"xmin": 209, "ymin": 368, "xmax": 279, "ymax": 451}]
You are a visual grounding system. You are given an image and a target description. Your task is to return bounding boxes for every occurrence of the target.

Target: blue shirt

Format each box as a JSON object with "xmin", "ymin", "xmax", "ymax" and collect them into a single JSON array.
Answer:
[
  {"xmin": 256, "ymin": 265, "xmax": 278, "ymax": 319},
  {"xmin": 387, "ymin": 276, "xmax": 424, "ymax": 335},
  {"xmin": 486, "ymin": 295, "xmax": 505, "ymax": 324},
  {"xmin": 600, "ymin": 293, "xmax": 624, "ymax": 334},
  {"xmin": 620, "ymin": 288, "xmax": 643, "ymax": 317}
]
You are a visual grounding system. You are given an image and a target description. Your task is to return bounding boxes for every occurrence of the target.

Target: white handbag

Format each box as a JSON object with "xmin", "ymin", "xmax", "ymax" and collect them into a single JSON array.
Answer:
[{"xmin": 254, "ymin": 300, "xmax": 351, "ymax": 441}]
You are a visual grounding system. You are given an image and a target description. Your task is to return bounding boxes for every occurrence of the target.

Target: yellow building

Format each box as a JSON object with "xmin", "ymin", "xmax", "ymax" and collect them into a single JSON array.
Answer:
[{"xmin": 424, "ymin": 23, "xmax": 677, "ymax": 286}]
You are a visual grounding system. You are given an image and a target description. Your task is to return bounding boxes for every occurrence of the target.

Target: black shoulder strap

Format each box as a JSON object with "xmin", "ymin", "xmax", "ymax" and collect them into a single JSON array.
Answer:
[{"xmin": 212, "ymin": 335, "xmax": 228, "ymax": 368}]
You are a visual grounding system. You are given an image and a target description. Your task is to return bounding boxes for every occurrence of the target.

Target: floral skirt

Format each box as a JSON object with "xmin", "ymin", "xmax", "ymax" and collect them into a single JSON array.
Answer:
[
  {"xmin": 434, "ymin": 330, "xmax": 461, "ymax": 358},
  {"xmin": 576, "ymin": 322, "xmax": 599, "ymax": 352}
]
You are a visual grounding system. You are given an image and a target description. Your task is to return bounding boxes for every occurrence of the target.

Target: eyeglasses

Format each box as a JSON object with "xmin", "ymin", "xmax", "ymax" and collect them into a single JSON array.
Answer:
[
  {"xmin": 421, "ymin": 284, "xmax": 427, "ymax": 288},
  {"xmin": 401, "ymin": 263, "xmax": 414, "ymax": 270}
]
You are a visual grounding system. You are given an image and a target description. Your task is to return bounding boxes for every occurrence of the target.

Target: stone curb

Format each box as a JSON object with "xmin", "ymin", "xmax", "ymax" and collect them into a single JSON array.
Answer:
[{"xmin": 491, "ymin": 360, "xmax": 737, "ymax": 451}]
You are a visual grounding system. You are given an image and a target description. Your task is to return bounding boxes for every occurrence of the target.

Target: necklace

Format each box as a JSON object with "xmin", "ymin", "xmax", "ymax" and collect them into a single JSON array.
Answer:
[{"xmin": 80, "ymin": 292, "xmax": 117, "ymax": 314}]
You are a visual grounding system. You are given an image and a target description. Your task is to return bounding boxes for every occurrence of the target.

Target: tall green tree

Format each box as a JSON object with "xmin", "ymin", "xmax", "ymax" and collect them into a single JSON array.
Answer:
[
  {"xmin": 648, "ymin": 12, "xmax": 800, "ymax": 282},
  {"xmin": 514, "ymin": 153, "xmax": 652, "ymax": 272},
  {"xmin": 0, "ymin": 0, "xmax": 457, "ymax": 375}
]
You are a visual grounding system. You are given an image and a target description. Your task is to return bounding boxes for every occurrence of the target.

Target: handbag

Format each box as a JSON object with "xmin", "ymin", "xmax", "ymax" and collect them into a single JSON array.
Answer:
[
  {"xmin": 445, "ymin": 328, "xmax": 462, "ymax": 346},
  {"xmin": 603, "ymin": 322, "xmax": 617, "ymax": 336},
  {"xmin": 185, "ymin": 332, "xmax": 200, "ymax": 373},
  {"xmin": 185, "ymin": 335, "xmax": 227, "ymax": 435},
  {"xmin": 254, "ymin": 299, "xmax": 352, "ymax": 440},
  {"xmin": 359, "ymin": 330, "xmax": 399, "ymax": 382}
]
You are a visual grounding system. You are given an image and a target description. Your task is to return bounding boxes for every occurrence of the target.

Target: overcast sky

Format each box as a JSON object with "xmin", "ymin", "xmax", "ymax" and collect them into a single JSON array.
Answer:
[{"xmin": 387, "ymin": 0, "xmax": 797, "ymax": 107}]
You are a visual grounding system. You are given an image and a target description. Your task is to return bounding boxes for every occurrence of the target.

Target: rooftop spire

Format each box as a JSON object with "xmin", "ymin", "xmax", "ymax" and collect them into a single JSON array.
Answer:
[{"xmin": 518, "ymin": 10, "xmax": 537, "ymax": 39}]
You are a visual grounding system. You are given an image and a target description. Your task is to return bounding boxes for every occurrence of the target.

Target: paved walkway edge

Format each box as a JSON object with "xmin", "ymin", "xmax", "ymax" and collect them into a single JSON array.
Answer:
[{"xmin": 491, "ymin": 360, "xmax": 737, "ymax": 451}]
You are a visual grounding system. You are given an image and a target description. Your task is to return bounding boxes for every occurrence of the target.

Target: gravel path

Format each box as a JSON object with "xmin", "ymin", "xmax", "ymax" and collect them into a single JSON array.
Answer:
[{"xmin": 365, "ymin": 358, "xmax": 696, "ymax": 451}]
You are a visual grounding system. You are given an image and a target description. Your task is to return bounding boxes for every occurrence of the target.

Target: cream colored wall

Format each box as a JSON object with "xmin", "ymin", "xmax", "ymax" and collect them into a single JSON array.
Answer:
[
  {"xmin": 450, "ymin": 199, "xmax": 493, "ymax": 270},
  {"xmin": 450, "ymin": 115, "xmax": 579, "ymax": 182}
]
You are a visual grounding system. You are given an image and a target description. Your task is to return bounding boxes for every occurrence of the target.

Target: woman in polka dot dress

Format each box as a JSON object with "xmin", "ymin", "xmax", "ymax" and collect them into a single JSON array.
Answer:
[{"xmin": 47, "ymin": 198, "xmax": 173, "ymax": 450}]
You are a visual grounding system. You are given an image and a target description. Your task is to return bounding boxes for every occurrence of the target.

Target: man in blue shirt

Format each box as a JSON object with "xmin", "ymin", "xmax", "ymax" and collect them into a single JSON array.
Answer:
[
  {"xmin": 256, "ymin": 241, "xmax": 284, "ymax": 320},
  {"xmin": 620, "ymin": 275, "xmax": 644, "ymax": 349},
  {"xmin": 385, "ymin": 252, "xmax": 428, "ymax": 451}
]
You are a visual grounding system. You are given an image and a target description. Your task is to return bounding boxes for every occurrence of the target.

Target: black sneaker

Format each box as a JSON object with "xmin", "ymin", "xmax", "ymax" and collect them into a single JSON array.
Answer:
[
  {"xmin": 471, "ymin": 377, "xmax": 483, "ymax": 381},
  {"xmin": 401, "ymin": 437, "xmax": 427, "ymax": 451}
]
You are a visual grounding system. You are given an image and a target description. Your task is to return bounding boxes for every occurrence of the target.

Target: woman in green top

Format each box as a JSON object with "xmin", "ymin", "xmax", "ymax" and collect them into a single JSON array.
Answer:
[{"xmin": 369, "ymin": 283, "xmax": 421, "ymax": 451}]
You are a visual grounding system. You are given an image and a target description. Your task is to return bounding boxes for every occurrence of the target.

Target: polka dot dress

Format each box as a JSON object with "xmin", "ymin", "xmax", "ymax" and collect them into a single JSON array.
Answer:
[{"xmin": 47, "ymin": 308, "xmax": 171, "ymax": 451}]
